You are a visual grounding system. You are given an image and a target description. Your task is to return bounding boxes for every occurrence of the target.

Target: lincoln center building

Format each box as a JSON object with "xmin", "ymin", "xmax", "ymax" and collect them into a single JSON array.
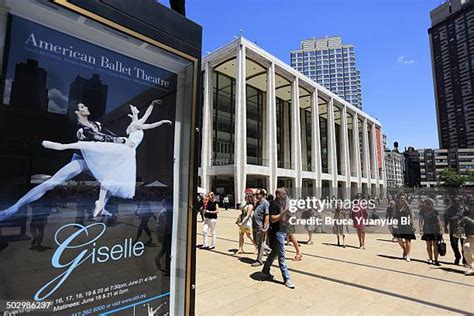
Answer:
[{"xmin": 199, "ymin": 37, "xmax": 385, "ymax": 207}]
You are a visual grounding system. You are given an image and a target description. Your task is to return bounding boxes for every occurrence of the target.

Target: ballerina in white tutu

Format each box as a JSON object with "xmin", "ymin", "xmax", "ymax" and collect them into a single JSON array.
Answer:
[{"xmin": 42, "ymin": 100, "xmax": 171, "ymax": 217}]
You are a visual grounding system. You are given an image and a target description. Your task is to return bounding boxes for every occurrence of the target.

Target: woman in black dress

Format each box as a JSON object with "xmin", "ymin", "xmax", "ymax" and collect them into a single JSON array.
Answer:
[
  {"xmin": 393, "ymin": 193, "xmax": 416, "ymax": 262},
  {"xmin": 419, "ymin": 198, "xmax": 443, "ymax": 265}
]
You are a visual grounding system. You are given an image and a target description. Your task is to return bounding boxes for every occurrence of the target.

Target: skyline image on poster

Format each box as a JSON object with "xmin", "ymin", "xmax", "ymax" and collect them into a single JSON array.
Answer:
[{"xmin": 3, "ymin": 15, "xmax": 177, "ymax": 119}]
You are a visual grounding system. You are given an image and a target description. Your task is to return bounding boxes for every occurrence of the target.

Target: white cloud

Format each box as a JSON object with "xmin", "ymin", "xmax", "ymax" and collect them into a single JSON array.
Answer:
[
  {"xmin": 397, "ymin": 56, "xmax": 415, "ymax": 65},
  {"xmin": 48, "ymin": 100, "xmax": 66, "ymax": 114},
  {"xmin": 47, "ymin": 88, "xmax": 68, "ymax": 114},
  {"xmin": 3, "ymin": 78, "xmax": 12, "ymax": 104}
]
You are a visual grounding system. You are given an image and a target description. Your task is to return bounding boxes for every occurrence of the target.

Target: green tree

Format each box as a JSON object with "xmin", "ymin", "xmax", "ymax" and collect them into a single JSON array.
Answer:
[{"xmin": 438, "ymin": 168, "xmax": 467, "ymax": 188}]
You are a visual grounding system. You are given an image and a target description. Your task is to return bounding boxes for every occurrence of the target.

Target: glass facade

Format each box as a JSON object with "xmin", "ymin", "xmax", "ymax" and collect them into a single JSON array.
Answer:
[
  {"xmin": 212, "ymin": 72, "xmax": 235, "ymax": 166},
  {"xmin": 276, "ymin": 97, "xmax": 292, "ymax": 169},
  {"xmin": 246, "ymin": 85, "xmax": 265, "ymax": 166},
  {"xmin": 301, "ymin": 108, "xmax": 312, "ymax": 171},
  {"xmin": 335, "ymin": 122, "xmax": 342, "ymax": 175},
  {"xmin": 320, "ymin": 115, "xmax": 329, "ymax": 173}
]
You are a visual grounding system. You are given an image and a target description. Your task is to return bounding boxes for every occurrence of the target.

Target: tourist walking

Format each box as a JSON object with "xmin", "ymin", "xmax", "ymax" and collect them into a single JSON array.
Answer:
[
  {"xmin": 393, "ymin": 193, "xmax": 416, "ymax": 262},
  {"xmin": 197, "ymin": 194, "xmax": 204, "ymax": 222},
  {"xmin": 302, "ymin": 207, "xmax": 317, "ymax": 245},
  {"xmin": 351, "ymin": 193, "xmax": 368, "ymax": 249},
  {"xmin": 202, "ymin": 192, "xmax": 219, "ymax": 250},
  {"xmin": 235, "ymin": 193, "xmax": 255, "ymax": 254},
  {"xmin": 419, "ymin": 198, "xmax": 443, "ymax": 265},
  {"xmin": 461, "ymin": 200, "xmax": 474, "ymax": 275},
  {"xmin": 262, "ymin": 188, "xmax": 295, "ymax": 289},
  {"xmin": 444, "ymin": 196, "xmax": 467, "ymax": 265},
  {"xmin": 333, "ymin": 201, "xmax": 347, "ymax": 247},
  {"xmin": 386, "ymin": 200, "xmax": 397, "ymax": 241},
  {"xmin": 251, "ymin": 189, "xmax": 270, "ymax": 266},
  {"xmin": 223, "ymin": 195, "xmax": 230, "ymax": 210}
]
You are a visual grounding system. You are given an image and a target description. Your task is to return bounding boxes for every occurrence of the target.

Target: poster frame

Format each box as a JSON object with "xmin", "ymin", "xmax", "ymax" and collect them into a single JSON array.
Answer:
[{"xmin": 47, "ymin": 1, "xmax": 200, "ymax": 314}]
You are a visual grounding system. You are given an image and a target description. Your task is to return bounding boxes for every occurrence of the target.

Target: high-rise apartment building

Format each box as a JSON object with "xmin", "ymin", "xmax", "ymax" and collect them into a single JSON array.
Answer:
[
  {"xmin": 418, "ymin": 147, "xmax": 474, "ymax": 187},
  {"xmin": 384, "ymin": 142, "xmax": 405, "ymax": 188},
  {"xmin": 290, "ymin": 36, "xmax": 362, "ymax": 109},
  {"xmin": 68, "ymin": 74, "xmax": 108, "ymax": 120},
  {"xmin": 9, "ymin": 59, "xmax": 48, "ymax": 111},
  {"xmin": 429, "ymin": 0, "xmax": 474, "ymax": 149}
]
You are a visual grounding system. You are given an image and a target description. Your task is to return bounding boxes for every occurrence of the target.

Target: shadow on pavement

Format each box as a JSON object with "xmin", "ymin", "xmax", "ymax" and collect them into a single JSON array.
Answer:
[
  {"xmin": 249, "ymin": 272, "xmax": 283, "ymax": 285},
  {"xmin": 200, "ymin": 245, "xmax": 473, "ymax": 314},
  {"xmin": 322, "ymin": 242, "xmax": 359, "ymax": 249},
  {"xmin": 238, "ymin": 257, "xmax": 255, "ymax": 264},
  {"xmin": 377, "ymin": 254, "xmax": 453, "ymax": 265},
  {"xmin": 376, "ymin": 238, "xmax": 397, "ymax": 243},
  {"xmin": 438, "ymin": 267, "xmax": 470, "ymax": 275}
]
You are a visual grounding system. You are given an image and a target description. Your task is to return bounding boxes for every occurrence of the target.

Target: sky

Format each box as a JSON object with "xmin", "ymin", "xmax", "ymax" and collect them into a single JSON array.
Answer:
[{"xmin": 185, "ymin": 0, "xmax": 442, "ymax": 150}]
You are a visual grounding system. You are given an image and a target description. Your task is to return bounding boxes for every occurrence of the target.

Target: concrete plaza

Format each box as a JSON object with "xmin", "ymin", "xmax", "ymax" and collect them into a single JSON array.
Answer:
[{"xmin": 195, "ymin": 209, "xmax": 473, "ymax": 315}]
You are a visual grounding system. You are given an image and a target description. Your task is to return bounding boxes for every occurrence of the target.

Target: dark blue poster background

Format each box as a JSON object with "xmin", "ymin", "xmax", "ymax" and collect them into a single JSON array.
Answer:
[{"xmin": 0, "ymin": 15, "xmax": 176, "ymax": 315}]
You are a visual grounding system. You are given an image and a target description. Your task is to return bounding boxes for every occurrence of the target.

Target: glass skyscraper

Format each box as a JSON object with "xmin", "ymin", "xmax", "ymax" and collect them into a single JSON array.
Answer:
[{"xmin": 290, "ymin": 36, "xmax": 362, "ymax": 109}]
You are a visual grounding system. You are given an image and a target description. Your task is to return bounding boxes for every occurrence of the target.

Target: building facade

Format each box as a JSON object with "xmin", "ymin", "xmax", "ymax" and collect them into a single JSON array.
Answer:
[
  {"xmin": 199, "ymin": 37, "xmax": 385, "ymax": 206},
  {"xmin": 404, "ymin": 147, "xmax": 421, "ymax": 188},
  {"xmin": 429, "ymin": 0, "xmax": 474, "ymax": 149},
  {"xmin": 67, "ymin": 74, "xmax": 108, "ymax": 120},
  {"xmin": 384, "ymin": 150, "xmax": 405, "ymax": 188},
  {"xmin": 419, "ymin": 147, "xmax": 474, "ymax": 187},
  {"xmin": 290, "ymin": 36, "xmax": 362, "ymax": 109}
]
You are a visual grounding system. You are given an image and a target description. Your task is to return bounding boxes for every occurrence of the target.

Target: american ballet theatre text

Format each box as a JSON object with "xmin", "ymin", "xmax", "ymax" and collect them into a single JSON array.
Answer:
[{"xmin": 24, "ymin": 33, "xmax": 171, "ymax": 87}]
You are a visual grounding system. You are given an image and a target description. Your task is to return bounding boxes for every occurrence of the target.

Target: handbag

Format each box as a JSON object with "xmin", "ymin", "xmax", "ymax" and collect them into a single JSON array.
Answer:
[
  {"xmin": 242, "ymin": 217, "xmax": 252, "ymax": 229},
  {"xmin": 437, "ymin": 239, "xmax": 447, "ymax": 256}
]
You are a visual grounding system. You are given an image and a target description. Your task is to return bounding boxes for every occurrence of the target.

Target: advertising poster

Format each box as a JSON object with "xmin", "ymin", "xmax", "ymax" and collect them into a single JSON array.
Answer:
[{"xmin": 0, "ymin": 15, "xmax": 177, "ymax": 315}]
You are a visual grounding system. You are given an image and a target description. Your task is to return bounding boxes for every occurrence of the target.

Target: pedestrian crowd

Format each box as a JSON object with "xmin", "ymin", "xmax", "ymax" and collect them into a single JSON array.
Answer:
[{"xmin": 197, "ymin": 189, "xmax": 474, "ymax": 289}]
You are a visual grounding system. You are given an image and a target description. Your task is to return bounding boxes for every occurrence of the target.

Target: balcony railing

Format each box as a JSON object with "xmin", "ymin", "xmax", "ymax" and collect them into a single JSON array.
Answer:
[
  {"xmin": 278, "ymin": 161, "xmax": 294, "ymax": 169},
  {"xmin": 247, "ymin": 157, "xmax": 269, "ymax": 166},
  {"xmin": 211, "ymin": 158, "xmax": 234, "ymax": 166},
  {"xmin": 302, "ymin": 163, "xmax": 313, "ymax": 172}
]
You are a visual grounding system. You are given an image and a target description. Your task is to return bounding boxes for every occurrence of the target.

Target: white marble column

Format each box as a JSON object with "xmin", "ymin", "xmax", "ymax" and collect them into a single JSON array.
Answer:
[
  {"xmin": 327, "ymin": 98, "xmax": 338, "ymax": 195},
  {"xmin": 291, "ymin": 77, "xmax": 302, "ymax": 197},
  {"xmin": 200, "ymin": 61, "xmax": 212, "ymax": 192},
  {"xmin": 362, "ymin": 118, "xmax": 371, "ymax": 182},
  {"xmin": 234, "ymin": 44, "xmax": 247, "ymax": 206},
  {"xmin": 370, "ymin": 124, "xmax": 378, "ymax": 184},
  {"xmin": 311, "ymin": 90, "xmax": 322, "ymax": 197},
  {"xmin": 266, "ymin": 63, "xmax": 277, "ymax": 195},
  {"xmin": 341, "ymin": 106, "xmax": 351, "ymax": 198},
  {"xmin": 352, "ymin": 113, "xmax": 362, "ymax": 188}
]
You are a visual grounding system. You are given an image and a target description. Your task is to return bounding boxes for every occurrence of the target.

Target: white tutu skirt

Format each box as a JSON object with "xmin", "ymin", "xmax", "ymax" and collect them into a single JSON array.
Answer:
[{"xmin": 77, "ymin": 141, "xmax": 136, "ymax": 199}]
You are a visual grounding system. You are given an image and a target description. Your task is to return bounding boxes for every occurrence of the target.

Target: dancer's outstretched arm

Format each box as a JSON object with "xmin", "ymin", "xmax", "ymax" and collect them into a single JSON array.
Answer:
[
  {"xmin": 137, "ymin": 120, "xmax": 172, "ymax": 130},
  {"xmin": 139, "ymin": 100, "xmax": 161, "ymax": 124}
]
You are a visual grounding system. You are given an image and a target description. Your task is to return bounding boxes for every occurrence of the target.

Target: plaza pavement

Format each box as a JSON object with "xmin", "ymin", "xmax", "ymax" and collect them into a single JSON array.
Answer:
[{"xmin": 195, "ymin": 208, "xmax": 474, "ymax": 315}]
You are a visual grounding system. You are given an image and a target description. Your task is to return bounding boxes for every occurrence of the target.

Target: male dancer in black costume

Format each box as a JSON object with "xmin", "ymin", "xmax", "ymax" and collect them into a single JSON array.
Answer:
[{"xmin": 0, "ymin": 103, "xmax": 126, "ymax": 221}]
